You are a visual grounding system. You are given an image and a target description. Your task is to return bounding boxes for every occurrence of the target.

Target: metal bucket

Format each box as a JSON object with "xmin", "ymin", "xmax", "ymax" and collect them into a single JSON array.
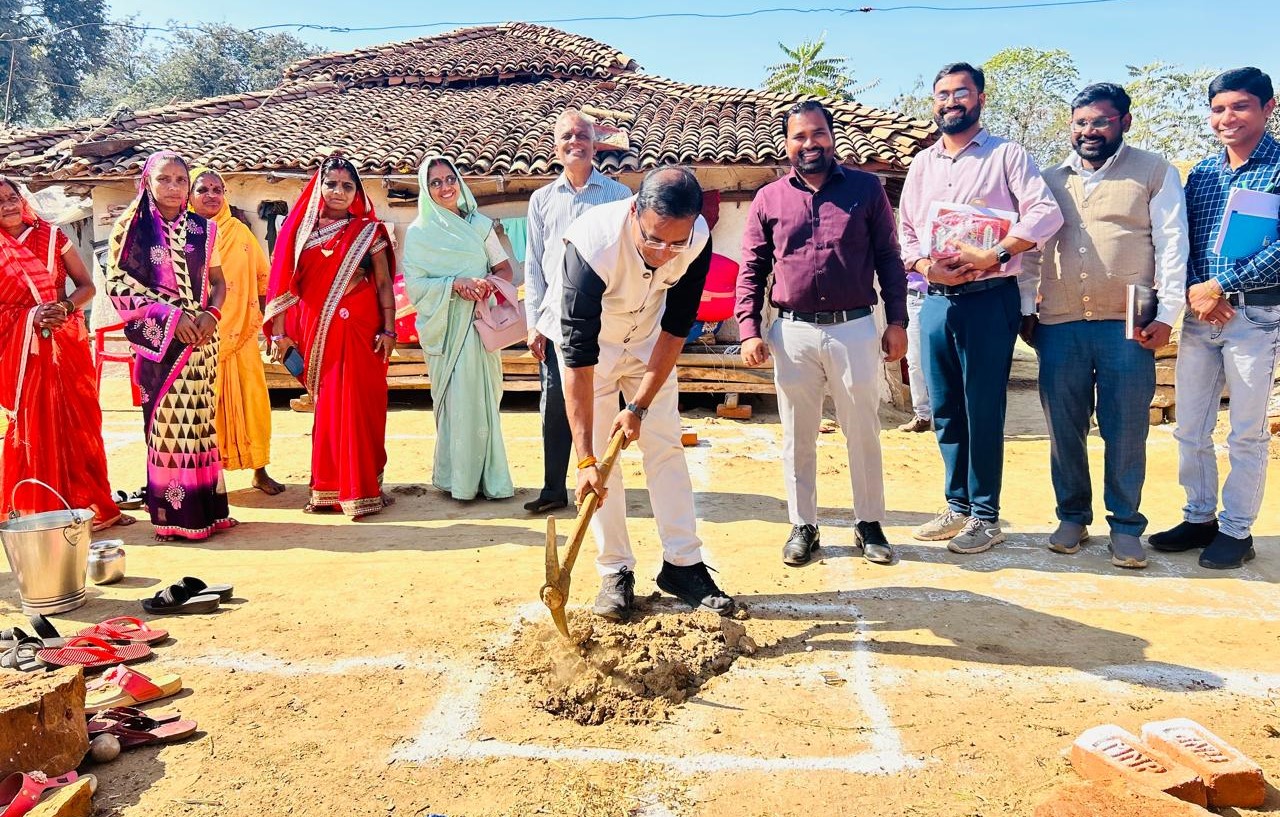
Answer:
[{"xmin": 0, "ymin": 479, "xmax": 93, "ymax": 614}]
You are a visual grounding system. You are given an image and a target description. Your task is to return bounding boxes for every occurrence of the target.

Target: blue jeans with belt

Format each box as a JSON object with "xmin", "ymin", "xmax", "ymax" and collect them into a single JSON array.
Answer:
[
  {"xmin": 920, "ymin": 278, "xmax": 1020, "ymax": 522},
  {"xmin": 1035, "ymin": 320, "xmax": 1155, "ymax": 535}
]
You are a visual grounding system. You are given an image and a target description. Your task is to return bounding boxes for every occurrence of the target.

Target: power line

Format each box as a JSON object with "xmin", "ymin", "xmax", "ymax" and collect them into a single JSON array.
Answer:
[{"xmin": 0, "ymin": 0, "xmax": 1135, "ymax": 43}]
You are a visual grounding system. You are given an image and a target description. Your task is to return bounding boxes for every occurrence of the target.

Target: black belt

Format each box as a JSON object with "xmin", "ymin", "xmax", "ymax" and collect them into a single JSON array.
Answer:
[
  {"xmin": 1226, "ymin": 285, "xmax": 1280, "ymax": 306},
  {"xmin": 776, "ymin": 306, "xmax": 872, "ymax": 325},
  {"xmin": 927, "ymin": 277, "xmax": 1014, "ymax": 297}
]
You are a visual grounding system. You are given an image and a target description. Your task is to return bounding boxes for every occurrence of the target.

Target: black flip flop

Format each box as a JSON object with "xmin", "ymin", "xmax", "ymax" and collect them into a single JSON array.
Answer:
[
  {"xmin": 27, "ymin": 614, "xmax": 67, "ymax": 648},
  {"xmin": 141, "ymin": 584, "xmax": 220, "ymax": 615},
  {"xmin": 113, "ymin": 488, "xmax": 146, "ymax": 511},
  {"xmin": 179, "ymin": 577, "xmax": 234, "ymax": 602},
  {"xmin": 1, "ymin": 637, "xmax": 44, "ymax": 672}
]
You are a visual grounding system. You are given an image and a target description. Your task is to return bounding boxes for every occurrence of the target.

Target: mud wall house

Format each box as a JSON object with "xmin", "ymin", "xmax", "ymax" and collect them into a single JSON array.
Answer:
[{"xmin": 0, "ymin": 22, "xmax": 936, "ymax": 400}]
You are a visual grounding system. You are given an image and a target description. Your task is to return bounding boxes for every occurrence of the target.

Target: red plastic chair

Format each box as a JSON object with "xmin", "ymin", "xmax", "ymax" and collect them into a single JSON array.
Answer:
[{"xmin": 94, "ymin": 324, "xmax": 142, "ymax": 406}]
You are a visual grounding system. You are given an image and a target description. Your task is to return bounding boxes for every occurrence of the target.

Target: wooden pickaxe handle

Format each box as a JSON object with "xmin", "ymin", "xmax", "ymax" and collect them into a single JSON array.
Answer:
[{"xmin": 559, "ymin": 428, "xmax": 627, "ymax": 581}]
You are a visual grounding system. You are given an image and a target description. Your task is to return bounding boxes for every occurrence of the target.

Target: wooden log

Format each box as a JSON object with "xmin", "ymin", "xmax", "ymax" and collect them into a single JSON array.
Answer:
[{"xmin": 0, "ymin": 668, "xmax": 89, "ymax": 778}]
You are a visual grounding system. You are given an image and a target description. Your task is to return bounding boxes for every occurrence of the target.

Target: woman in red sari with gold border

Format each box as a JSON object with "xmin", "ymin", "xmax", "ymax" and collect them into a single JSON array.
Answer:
[
  {"xmin": 0, "ymin": 177, "xmax": 129, "ymax": 529},
  {"xmin": 265, "ymin": 156, "xmax": 397, "ymax": 518}
]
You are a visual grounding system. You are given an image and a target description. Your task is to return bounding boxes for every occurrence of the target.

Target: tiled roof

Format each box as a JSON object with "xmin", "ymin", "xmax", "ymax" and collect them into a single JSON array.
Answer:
[{"xmin": 0, "ymin": 23, "xmax": 936, "ymax": 181}]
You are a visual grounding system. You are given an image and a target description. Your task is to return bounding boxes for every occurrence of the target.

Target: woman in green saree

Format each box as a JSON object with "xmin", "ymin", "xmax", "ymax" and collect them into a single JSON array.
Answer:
[{"xmin": 402, "ymin": 156, "xmax": 515, "ymax": 500}]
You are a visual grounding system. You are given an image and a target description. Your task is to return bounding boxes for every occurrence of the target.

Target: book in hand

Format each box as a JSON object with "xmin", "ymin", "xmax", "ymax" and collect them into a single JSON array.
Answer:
[
  {"xmin": 925, "ymin": 201, "xmax": 1019, "ymax": 269},
  {"xmin": 1126, "ymin": 283, "xmax": 1157, "ymax": 340},
  {"xmin": 1212, "ymin": 187, "xmax": 1280, "ymax": 260}
]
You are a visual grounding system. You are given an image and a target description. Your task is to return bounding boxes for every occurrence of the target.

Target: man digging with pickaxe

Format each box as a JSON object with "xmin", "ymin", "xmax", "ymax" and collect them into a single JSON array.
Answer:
[{"xmin": 536, "ymin": 166, "xmax": 736, "ymax": 628}]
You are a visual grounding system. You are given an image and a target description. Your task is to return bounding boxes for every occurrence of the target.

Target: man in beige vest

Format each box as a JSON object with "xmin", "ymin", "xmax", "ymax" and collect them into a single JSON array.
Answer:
[{"xmin": 1024, "ymin": 83, "xmax": 1188, "ymax": 569}]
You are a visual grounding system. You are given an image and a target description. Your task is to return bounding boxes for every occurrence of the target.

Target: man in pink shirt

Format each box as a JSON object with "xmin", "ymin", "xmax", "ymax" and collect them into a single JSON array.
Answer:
[{"xmin": 898, "ymin": 62, "xmax": 1064, "ymax": 554}]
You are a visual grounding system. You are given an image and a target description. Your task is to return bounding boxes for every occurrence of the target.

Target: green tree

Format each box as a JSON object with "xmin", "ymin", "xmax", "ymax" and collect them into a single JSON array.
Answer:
[
  {"xmin": 0, "ymin": 0, "xmax": 108, "ymax": 125},
  {"xmin": 981, "ymin": 47, "xmax": 1080, "ymax": 168},
  {"xmin": 763, "ymin": 33, "xmax": 878, "ymax": 101},
  {"xmin": 1123, "ymin": 61, "xmax": 1219, "ymax": 162},
  {"xmin": 72, "ymin": 22, "xmax": 317, "ymax": 121},
  {"xmin": 888, "ymin": 76, "xmax": 934, "ymax": 122},
  {"xmin": 1268, "ymin": 101, "xmax": 1279, "ymax": 140}
]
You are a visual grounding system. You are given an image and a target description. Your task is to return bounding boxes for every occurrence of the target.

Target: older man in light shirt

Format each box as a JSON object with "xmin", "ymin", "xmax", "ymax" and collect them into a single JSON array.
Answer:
[
  {"xmin": 898, "ymin": 61, "xmax": 1064, "ymax": 554},
  {"xmin": 523, "ymin": 109, "xmax": 631, "ymax": 514},
  {"xmin": 1023, "ymin": 82, "xmax": 1188, "ymax": 569}
]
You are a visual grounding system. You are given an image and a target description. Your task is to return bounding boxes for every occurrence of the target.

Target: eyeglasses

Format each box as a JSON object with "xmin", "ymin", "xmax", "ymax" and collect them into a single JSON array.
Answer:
[
  {"xmin": 637, "ymin": 221, "xmax": 695, "ymax": 253},
  {"xmin": 933, "ymin": 89, "xmax": 973, "ymax": 103},
  {"xmin": 1070, "ymin": 115, "xmax": 1122, "ymax": 131},
  {"xmin": 428, "ymin": 175, "xmax": 459, "ymax": 190}
]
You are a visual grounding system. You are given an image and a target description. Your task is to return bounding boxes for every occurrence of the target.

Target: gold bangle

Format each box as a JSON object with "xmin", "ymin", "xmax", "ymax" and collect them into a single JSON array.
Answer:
[{"xmin": 576, "ymin": 456, "xmax": 597, "ymax": 470}]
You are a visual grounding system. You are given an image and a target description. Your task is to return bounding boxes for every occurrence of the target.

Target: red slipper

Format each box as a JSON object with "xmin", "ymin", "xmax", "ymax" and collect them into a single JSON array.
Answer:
[
  {"xmin": 84, "ymin": 711, "xmax": 197, "ymax": 748},
  {"xmin": 36, "ymin": 635, "xmax": 149, "ymax": 671},
  {"xmin": 0, "ymin": 771, "xmax": 93, "ymax": 817},
  {"xmin": 88, "ymin": 706, "xmax": 183, "ymax": 732},
  {"xmin": 77, "ymin": 617, "xmax": 169, "ymax": 644}
]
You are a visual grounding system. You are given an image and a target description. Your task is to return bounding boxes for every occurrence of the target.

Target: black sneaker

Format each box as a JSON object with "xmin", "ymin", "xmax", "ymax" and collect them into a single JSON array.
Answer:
[
  {"xmin": 854, "ymin": 521, "xmax": 894, "ymax": 565},
  {"xmin": 782, "ymin": 524, "xmax": 820, "ymax": 566},
  {"xmin": 592, "ymin": 567, "xmax": 635, "ymax": 621},
  {"xmin": 655, "ymin": 561, "xmax": 735, "ymax": 615},
  {"xmin": 1148, "ymin": 520, "xmax": 1218, "ymax": 552},
  {"xmin": 1198, "ymin": 532, "xmax": 1256, "ymax": 570}
]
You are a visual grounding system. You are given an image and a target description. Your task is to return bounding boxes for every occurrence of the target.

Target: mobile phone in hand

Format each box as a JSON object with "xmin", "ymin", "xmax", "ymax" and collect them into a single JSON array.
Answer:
[{"xmin": 283, "ymin": 346, "xmax": 305, "ymax": 383}]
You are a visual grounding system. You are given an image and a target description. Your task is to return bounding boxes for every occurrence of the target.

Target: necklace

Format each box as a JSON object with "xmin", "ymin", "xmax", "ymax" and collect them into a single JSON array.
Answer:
[{"xmin": 316, "ymin": 216, "xmax": 348, "ymax": 258}]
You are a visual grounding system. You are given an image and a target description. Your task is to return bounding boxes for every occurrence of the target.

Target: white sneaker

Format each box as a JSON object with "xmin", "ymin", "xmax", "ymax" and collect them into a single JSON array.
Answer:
[
  {"xmin": 914, "ymin": 507, "xmax": 969, "ymax": 541},
  {"xmin": 948, "ymin": 517, "xmax": 1005, "ymax": 554}
]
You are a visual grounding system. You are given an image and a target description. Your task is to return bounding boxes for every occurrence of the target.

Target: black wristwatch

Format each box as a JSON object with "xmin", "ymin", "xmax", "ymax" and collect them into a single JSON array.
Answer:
[
  {"xmin": 994, "ymin": 245, "xmax": 1013, "ymax": 265},
  {"xmin": 625, "ymin": 402, "xmax": 648, "ymax": 420}
]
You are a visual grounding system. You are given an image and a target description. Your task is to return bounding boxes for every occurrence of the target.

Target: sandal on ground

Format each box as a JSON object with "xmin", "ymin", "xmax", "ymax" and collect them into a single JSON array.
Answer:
[
  {"xmin": 302, "ymin": 502, "xmax": 338, "ymax": 514},
  {"xmin": 179, "ymin": 577, "xmax": 233, "ymax": 602},
  {"xmin": 78, "ymin": 616, "xmax": 169, "ymax": 644},
  {"xmin": 36, "ymin": 635, "xmax": 150, "ymax": 672},
  {"xmin": 112, "ymin": 488, "xmax": 146, "ymax": 511},
  {"xmin": 0, "ymin": 638, "xmax": 43, "ymax": 672},
  {"xmin": 83, "ymin": 711, "xmax": 197, "ymax": 749},
  {"xmin": 92, "ymin": 513, "xmax": 136, "ymax": 532},
  {"xmin": 87, "ymin": 706, "xmax": 182, "ymax": 727},
  {"xmin": 141, "ymin": 583, "xmax": 220, "ymax": 615},
  {"xmin": 0, "ymin": 627, "xmax": 30, "ymax": 648},
  {"xmin": 0, "ymin": 771, "xmax": 94, "ymax": 817},
  {"xmin": 85, "ymin": 664, "xmax": 184, "ymax": 713},
  {"xmin": 26, "ymin": 614, "xmax": 66, "ymax": 648}
]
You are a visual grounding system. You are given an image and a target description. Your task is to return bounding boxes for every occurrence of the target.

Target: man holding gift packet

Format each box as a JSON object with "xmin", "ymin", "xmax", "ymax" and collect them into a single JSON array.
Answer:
[{"xmin": 898, "ymin": 61, "xmax": 1064, "ymax": 554}]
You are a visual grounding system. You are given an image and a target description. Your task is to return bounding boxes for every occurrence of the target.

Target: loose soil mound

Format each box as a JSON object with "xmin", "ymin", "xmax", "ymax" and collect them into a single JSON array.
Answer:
[{"xmin": 501, "ymin": 607, "xmax": 756, "ymax": 725}]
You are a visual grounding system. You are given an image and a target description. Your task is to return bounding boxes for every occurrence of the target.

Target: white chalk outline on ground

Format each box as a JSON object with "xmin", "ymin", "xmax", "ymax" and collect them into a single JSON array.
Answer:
[{"xmin": 387, "ymin": 601, "xmax": 920, "ymax": 774}]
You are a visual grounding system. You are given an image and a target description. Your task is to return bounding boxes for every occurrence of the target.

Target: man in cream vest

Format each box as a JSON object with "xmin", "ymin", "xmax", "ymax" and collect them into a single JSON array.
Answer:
[
  {"xmin": 537, "ymin": 166, "xmax": 734, "ymax": 620},
  {"xmin": 1024, "ymin": 83, "xmax": 1188, "ymax": 569}
]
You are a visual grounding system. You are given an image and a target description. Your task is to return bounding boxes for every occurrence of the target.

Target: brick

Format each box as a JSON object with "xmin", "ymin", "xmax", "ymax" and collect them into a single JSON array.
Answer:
[
  {"xmin": 1034, "ymin": 780, "xmax": 1213, "ymax": 817},
  {"xmin": 1070, "ymin": 724, "xmax": 1207, "ymax": 807},
  {"xmin": 680, "ymin": 428, "xmax": 698, "ymax": 447},
  {"xmin": 1140, "ymin": 718, "xmax": 1266, "ymax": 808},
  {"xmin": 1149, "ymin": 407, "xmax": 1166, "ymax": 425},
  {"xmin": 1155, "ymin": 341, "xmax": 1179, "ymax": 359},
  {"xmin": 1151, "ymin": 385, "xmax": 1176, "ymax": 408},
  {"xmin": 1156, "ymin": 361, "xmax": 1176, "ymax": 386}
]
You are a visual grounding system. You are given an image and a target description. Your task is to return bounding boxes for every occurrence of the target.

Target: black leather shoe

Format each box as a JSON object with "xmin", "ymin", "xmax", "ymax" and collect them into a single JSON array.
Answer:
[
  {"xmin": 592, "ymin": 567, "xmax": 635, "ymax": 620},
  {"xmin": 782, "ymin": 524, "xmax": 820, "ymax": 566},
  {"xmin": 655, "ymin": 561, "xmax": 734, "ymax": 615},
  {"xmin": 1148, "ymin": 520, "xmax": 1218, "ymax": 552},
  {"xmin": 1198, "ymin": 532, "xmax": 1256, "ymax": 570},
  {"xmin": 854, "ymin": 521, "xmax": 894, "ymax": 565},
  {"xmin": 523, "ymin": 495, "xmax": 569, "ymax": 514}
]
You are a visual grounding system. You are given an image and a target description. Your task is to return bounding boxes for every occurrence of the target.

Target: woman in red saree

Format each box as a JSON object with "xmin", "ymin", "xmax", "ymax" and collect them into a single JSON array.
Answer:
[
  {"xmin": 0, "ymin": 177, "xmax": 128, "ymax": 529},
  {"xmin": 265, "ymin": 156, "xmax": 397, "ymax": 518}
]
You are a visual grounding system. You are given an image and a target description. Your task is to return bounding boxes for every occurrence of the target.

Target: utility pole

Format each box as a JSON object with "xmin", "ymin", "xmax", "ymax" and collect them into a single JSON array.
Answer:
[{"xmin": 2, "ymin": 40, "xmax": 15, "ymax": 127}]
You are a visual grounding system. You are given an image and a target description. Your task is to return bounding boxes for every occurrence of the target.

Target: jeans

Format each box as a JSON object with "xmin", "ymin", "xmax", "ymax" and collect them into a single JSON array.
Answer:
[
  {"xmin": 905, "ymin": 291, "xmax": 931, "ymax": 420},
  {"xmin": 920, "ymin": 278, "xmax": 1020, "ymax": 522},
  {"xmin": 537, "ymin": 344, "xmax": 573, "ymax": 504},
  {"xmin": 1173, "ymin": 307, "xmax": 1280, "ymax": 539},
  {"xmin": 1036, "ymin": 320, "xmax": 1155, "ymax": 535}
]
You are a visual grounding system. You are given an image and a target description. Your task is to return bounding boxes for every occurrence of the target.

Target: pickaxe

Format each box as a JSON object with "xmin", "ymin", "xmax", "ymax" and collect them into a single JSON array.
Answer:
[{"xmin": 540, "ymin": 429, "xmax": 627, "ymax": 639}]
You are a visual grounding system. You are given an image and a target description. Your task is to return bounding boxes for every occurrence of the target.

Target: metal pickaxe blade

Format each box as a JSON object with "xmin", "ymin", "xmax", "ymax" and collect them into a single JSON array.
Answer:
[{"xmin": 540, "ymin": 429, "xmax": 627, "ymax": 640}]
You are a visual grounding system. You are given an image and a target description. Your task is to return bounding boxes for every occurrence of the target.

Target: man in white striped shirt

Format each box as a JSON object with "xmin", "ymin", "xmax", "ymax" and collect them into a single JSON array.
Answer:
[{"xmin": 523, "ymin": 109, "xmax": 631, "ymax": 514}]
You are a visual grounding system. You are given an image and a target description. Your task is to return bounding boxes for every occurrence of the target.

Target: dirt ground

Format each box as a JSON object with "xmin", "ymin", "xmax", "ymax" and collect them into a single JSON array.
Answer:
[{"xmin": 2, "ymin": 351, "xmax": 1278, "ymax": 817}]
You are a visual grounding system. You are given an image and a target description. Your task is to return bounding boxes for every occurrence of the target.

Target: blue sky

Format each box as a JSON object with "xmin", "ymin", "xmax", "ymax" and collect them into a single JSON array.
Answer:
[{"xmin": 106, "ymin": 0, "xmax": 1276, "ymax": 110}]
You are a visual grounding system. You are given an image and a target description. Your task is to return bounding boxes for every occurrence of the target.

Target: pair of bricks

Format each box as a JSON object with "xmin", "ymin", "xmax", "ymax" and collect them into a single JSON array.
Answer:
[{"xmin": 1069, "ymin": 719, "xmax": 1266, "ymax": 809}]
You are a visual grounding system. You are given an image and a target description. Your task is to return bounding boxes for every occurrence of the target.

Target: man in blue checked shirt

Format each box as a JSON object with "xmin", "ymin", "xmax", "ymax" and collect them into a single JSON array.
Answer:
[{"xmin": 1148, "ymin": 67, "xmax": 1280, "ymax": 570}]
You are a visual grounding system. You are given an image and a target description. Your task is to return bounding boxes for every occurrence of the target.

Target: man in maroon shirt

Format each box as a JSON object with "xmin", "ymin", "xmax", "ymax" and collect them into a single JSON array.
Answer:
[{"xmin": 737, "ymin": 100, "xmax": 909, "ymax": 567}]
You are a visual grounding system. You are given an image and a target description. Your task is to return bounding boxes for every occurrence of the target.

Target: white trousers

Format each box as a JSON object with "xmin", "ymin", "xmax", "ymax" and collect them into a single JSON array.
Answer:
[
  {"xmin": 768, "ymin": 315, "xmax": 887, "ymax": 526},
  {"xmin": 905, "ymin": 291, "xmax": 932, "ymax": 420},
  {"xmin": 569, "ymin": 350, "xmax": 704, "ymax": 576}
]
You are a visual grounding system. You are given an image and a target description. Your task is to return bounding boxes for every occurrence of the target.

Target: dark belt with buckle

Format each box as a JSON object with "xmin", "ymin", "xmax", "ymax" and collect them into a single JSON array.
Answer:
[
  {"xmin": 776, "ymin": 306, "xmax": 872, "ymax": 325},
  {"xmin": 927, "ymin": 277, "xmax": 1014, "ymax": 297},
  {"xmin": 1225, "ymin": 285, "xmax": 1280, "ymax": 307}
]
